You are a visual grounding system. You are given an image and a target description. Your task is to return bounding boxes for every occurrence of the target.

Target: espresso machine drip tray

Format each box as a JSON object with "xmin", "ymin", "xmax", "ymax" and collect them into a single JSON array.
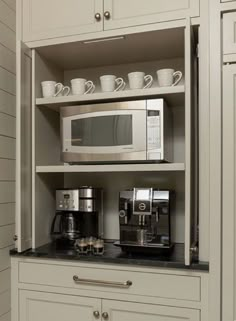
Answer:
[{"xmin": 114, "ymin": 241, "xmax": 174, "ymax": 255}]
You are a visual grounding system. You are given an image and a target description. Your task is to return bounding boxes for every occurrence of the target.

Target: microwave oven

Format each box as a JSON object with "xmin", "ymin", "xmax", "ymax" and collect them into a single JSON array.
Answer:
[{"xmin": 60, "ymin": 99, "xmax": 173, "ymax": 164}]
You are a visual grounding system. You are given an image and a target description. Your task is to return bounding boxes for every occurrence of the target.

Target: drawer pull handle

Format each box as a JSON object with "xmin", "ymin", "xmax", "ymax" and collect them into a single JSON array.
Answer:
[{"xmin": 73, "ymin": 275, "xmax": 132, "ymax": 288}]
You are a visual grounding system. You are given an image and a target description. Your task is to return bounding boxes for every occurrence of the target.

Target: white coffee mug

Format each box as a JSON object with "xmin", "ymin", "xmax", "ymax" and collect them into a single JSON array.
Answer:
[
  {"xmin": 71, "ymin": 78, "xmax": 95, "ymax": 95},
  {"xmin": 157, "ymin": 69, "xmax": 183, "ymax": 87},
  {"xmin": 56, "ymin": 86, "xmax": 70, "ymax": 97},
  {"xmin": 41, "ymin": 81, "xmax": 64, "ymax": 98},
  {"xmin": 128, "ymin": 72, "xmax": 153, "ymax": 90},
  {"xmin": 100, "ymin": 75, "xmax": 126, "ymax": 92}
]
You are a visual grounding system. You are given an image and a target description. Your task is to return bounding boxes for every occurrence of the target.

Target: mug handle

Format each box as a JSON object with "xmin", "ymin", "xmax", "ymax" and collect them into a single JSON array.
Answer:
[
  {"xmin": 54, "ymin": 83, "xmax": 63, "ymax": 97},
  {"xmin": 62, "ymin": 86, "xmax": 71, "ymax": 96},
  {"xmin": 143, "ymin": 75, "xmax": 153, "ymax": 89},
  {"xmin": 115, "ymin": 78, "xmax": 126, "ymax": 91},
  {"xmin": 172, "ymin": 71, "xmax": 183, "ymax": 86},
  {"xmin": 85, "ymin": 81, "xmax": 95, "ymax": 94}
]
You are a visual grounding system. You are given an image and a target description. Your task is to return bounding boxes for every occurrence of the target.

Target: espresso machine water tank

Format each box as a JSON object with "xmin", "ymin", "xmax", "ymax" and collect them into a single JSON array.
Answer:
[{"xmin": 79, "ymin": 187, "xmax": 101, "ymax": 238}]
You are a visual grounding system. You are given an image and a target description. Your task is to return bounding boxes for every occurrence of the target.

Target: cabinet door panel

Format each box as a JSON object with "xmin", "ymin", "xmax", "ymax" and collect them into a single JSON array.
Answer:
[
  {"xmin": 222, "ymin": 64, "xmax": 236, "ymax": 320},
  {"xmin": 19, "ymin": 290, "xmax": 101, "ymax": 321},
  {"xmin": 102, "ymin": 300, "xmax": 200, "ymax": 321},
  {"xmin": 16, "ymin": 41, "xmax": 32, "ymax": 252},
  {"xmin": 223, "ymin": 12, "xmax": 236, "ymax": 60},
  {"xmin": 22, "ymin": 0, "xmax": 103, "ymax": 42},
  {"xmin": 104, "ymin": 0, "xmax": 199, "ymax": 30}
]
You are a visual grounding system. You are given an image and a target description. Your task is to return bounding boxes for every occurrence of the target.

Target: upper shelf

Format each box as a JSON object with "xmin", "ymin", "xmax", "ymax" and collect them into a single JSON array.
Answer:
[
  {"xmin": 36, "ymin": 85, "xmax": 185, "ymax": 111},
  {"xmin": 36, "ymin": 163, "xmax": 185, "ymax": 173}
]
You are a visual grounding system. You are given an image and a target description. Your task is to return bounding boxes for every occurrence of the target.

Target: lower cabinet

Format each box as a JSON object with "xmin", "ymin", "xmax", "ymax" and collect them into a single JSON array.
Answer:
[
  {"xmin": 102, "ymin": 299, "xmax": 200, "ymax": 321},
  {"xmin": 19, "ymin": 290, "xmax": 200, "ymax": 321},
  {"xmin": 19, "ymin": 291, "xmax": 101, "ymax": 321}
]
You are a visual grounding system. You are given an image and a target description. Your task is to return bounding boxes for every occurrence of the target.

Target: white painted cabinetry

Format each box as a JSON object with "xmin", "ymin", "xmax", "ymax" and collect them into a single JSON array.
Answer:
[
  {"xmin": 22, "ymin": 0, "xmax": 104, "ymax": 42},
  {"xmin": 222, "ymin": 64, "xmax": 236, "ymax": 321},
  {"xmin": 19, "ymin": 291, "xmax": 101, "ymax": 321},
  {"xmin": 223, "ymin": 12, "xmax": 236, "ymax": 62},
  {"xmin": 11, "ymin": 258, "xmax": 208, "ymax": 321},
  {"xmin": 104, "ymin": 0, "xmax": 199, "ymax": 30},
  {"xmin": 102, "ymin": 300, "xmax": 200, "ymax": 321},
  {"xmin": 19, "ymin": 291, "xmax": 200, "ymax": 321},
  {"xmin": 21, "ymin": 0, "xmax": 199, "ymax": 43}
]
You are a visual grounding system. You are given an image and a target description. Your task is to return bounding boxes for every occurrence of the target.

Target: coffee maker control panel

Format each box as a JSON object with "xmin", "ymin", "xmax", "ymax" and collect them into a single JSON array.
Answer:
[
  {"xmin": 56, "ymin": 189, "xmax": 79, "ymax": 211},
  {"xmin": 133, "ymin": 188, "xmax": 152, "ymax": 215}
]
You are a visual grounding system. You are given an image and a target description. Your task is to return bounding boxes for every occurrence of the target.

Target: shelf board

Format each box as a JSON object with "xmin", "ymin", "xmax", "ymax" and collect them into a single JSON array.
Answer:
[
  {"xmin": 36, "ymin": 163, "xmax": 185, "ymax": 173},
  {"xmin": 36, "ymin": 85, "xmax": 185, "ymax": 111}
]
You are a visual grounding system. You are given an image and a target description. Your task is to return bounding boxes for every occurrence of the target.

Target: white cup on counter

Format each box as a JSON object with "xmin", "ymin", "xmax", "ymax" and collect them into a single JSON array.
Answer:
[
  {"xmin": 157, "ymin": 69, "xmax": 183, "ymax": 87},
  {"xmin": 100, "ymin": 75, "xmax": 126, "ymax": 92},
  {"xmin": 71, "ymin": 78, "xmax": 95, "ymax": 95},
  {"xmin": 128, "ymin": 72, "xmax": 153, "ymax": 90},
  {"xmin": 41, "ymin": 81, "xmax": 70, "ymax": 98}
]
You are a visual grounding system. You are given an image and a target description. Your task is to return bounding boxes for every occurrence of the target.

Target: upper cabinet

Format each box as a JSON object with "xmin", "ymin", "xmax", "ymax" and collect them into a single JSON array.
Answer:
[
  {"xmin": 103, "ymin": 0, "xmax": 199, "ymax": 30},
  {"xmin": 22, "ymin": 0, "xmax": 104, "ymax": 42},
  {"xmin": 21, "ymin": 0, "xmax": 199, "ymax": 43}
]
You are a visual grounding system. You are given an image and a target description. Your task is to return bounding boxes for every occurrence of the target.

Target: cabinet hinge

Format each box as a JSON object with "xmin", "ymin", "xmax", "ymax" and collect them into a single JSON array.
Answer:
[{"xmin": 13, "ymin": 235, "xmax": 18, "ymax": 241}]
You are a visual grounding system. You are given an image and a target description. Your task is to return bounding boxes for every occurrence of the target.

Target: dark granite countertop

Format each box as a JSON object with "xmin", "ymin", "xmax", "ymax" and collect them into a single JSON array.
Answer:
[{"xmin": 10, "ymin": 241, "xmax": 209, "ymax": 272}]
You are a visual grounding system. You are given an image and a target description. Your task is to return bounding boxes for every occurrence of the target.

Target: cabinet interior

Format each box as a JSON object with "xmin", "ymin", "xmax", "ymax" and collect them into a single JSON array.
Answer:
[
  {"xmin": 32, "ymin": 25, "xmax": 199, "ymax": 262},
  {"xmin": 34, "ymin": 171, "xmax": 185, "ymax": 248}
]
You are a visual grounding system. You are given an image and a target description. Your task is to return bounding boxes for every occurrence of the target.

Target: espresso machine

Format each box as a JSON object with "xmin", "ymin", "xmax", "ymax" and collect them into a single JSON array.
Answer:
[
  {"xmin": 116, "ymin": 187, "xmax": 173, "ymax": 254},
  {"xmin": 51, "ymin": 187, "xmax": 103, "ymax": 244}
]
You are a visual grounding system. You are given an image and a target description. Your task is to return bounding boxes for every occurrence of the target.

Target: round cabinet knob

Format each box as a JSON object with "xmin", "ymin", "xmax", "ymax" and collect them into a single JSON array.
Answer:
[
  {"xmin": 104, "ymin": 11, "xmax": 111, "ymax": 20},
  {"xmin": 95, "ymin": 13, "xmax": 101, "ymax": 21},
  {"xmin": 102, "ymin": 312, "xmax": 109, "ymax": 320},
  {"xmin": 93, "ymin": 311, "xmax": 100, "ymax": 319}
]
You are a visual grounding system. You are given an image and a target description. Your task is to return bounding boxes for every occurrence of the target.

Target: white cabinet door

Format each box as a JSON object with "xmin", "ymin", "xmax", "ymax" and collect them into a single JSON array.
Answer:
[
  {"xmin": 102, "ymin": 300, "xmax": 200, "ymax": 321},
  {"xmin": 223, "ymin": 12, "xmax": 236, "ymax": 59},
  {"xmin": 222, "ymin": 64, "xmax": 236, "ymax": 321},
  {"xmin": 19, "ymin": 290, "xmax": 101, "ymax": 321},
  {"xmin": 103, "ymin": 0, "xmax": 199, "ymax": 30},
  {"xmin": 15, "ymin": 41, "xmax": 32, "ymax": 252},
  {"xmin": 22, "ymin": 0, "xmax": 103, "ymax": 42}
]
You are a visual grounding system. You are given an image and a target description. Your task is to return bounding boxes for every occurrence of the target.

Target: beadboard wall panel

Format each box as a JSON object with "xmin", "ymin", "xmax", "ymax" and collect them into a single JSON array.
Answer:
[
  {"xmin": 0, "ymin": 204, "xmax": 14, "ymax": 226},
  {"xmin": 0, "ymin": 312, "xmax": 11, "ymax": 321},
  {"xmin": 0, "ymin": 2, "xmax": 16, "ymax": 318},
  {"xmin": 0, "ymin": 136, "xmax": 15, "ymax": 159},
  {"xmin": 0, "ymin": 269, "xmax": 10, "ymax": 294},
  {"xmin": 0, "ymin": 247, "xmax": 12, "ymax": 272},
  {"xmin": 0, "ymin": 291, "xmax": 10, "ymax": 317},
  {"xmin": 0, "ymin": 0, "xmax": 15, "ymax": 31}
]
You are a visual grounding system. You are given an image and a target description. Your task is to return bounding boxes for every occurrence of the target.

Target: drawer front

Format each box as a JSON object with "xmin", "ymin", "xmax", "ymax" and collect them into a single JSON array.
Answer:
[
  {"xmin": 19, "ymin": 262, "xmax": 201, "ymax": 302},
  {"xmin": 223, "ymin": 12, "xmax": 236, "ymax": 58}
]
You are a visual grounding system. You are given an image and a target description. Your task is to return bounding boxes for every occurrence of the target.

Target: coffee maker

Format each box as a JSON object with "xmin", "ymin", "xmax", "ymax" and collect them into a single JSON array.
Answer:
[
  {"xmin": 51, "ymin": 187, "xmax": 103, "ymax": 243},
  {"xmin": 117, "ymin": 187, "xmax": 173, "ymax": 254}
]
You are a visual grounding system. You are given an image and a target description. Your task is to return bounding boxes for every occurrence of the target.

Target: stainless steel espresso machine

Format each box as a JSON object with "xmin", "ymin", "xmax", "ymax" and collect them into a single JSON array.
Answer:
[
  {"xmin": 51, "ymin": 187, "xmax": 103, "ymax": 244},
  {"xmin": 116, "ymin": 187, "xmax": 173, "ymax": 254}
]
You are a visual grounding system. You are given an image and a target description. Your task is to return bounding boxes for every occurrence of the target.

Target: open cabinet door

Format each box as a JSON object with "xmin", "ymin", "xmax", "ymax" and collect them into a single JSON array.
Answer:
[
  {"xmin": 184, "ymin": 20, "xmax": 198, "ymax": 265},
  {"xmin": 15, "ymin": 41, "xmax": 32, "ymax": 252}
]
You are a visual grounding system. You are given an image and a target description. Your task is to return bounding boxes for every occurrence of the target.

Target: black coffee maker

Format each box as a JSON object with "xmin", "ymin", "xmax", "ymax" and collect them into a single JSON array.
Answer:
[
  {"xmin": 116, "ymin": 187, "xmax": 173, "ymax": 254},
  {"xmin": 51, "ymin": 187, "xmax": 103, "ymax": 243}
]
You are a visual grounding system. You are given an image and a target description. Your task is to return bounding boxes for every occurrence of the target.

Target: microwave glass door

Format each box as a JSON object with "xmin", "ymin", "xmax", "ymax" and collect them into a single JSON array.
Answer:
[
  {"xmin": 71, "ymin": 114, "xmax": 132, "ymax": 147},
  {"xmin": 62, "ymin": 110, "xmax": 146, "ymax": 156}
]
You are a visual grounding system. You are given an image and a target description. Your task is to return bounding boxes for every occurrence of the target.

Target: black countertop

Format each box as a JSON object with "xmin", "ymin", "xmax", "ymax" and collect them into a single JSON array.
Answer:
[{"xmin": 10, "ymin": 241, "xmax": 209, "ymax": 272}]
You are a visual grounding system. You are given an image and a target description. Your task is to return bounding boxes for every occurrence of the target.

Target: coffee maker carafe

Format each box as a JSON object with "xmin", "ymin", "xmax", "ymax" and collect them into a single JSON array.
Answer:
[
  {"xmin": 50, "ymin": 212, "xmax": 80, "ymax": 241},
  {"xmin": 51, "ymin": 187, "xmax": 103, "ymax": 242}
]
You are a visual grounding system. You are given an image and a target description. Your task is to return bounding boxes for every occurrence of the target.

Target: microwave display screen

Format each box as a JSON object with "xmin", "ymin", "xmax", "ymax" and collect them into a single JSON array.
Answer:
[{"xmin": 71, "ymin": 115, "xmax": 133, "ymax": 147}]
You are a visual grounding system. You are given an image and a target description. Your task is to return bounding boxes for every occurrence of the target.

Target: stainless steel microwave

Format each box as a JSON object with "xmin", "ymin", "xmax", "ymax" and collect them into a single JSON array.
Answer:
[{"xmin": 60, "ymin": 99, "xmax": 173, "ymax": 163}]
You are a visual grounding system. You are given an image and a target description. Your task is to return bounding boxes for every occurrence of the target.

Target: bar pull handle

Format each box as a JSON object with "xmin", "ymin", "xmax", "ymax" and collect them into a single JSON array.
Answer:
[{"xmin": 73, "ymin": 275, "xmax": 132, "ymax": 288}]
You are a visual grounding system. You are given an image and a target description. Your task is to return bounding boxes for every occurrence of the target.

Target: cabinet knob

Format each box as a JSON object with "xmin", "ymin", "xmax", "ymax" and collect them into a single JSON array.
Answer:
[
  {"xmin": 93, "ymin": 311, "xmax": 100, "ymax": 319},
  {"xmin": 102, "ymin": 312, "xmax": 109, "ymax": 320},
  {"xmin": 104, "ymin": 11, "xmax": 111, "ymax": 20},
  {"xmin": 95, "ymin": 13, "xmax": 101, "ymax": 21}
]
